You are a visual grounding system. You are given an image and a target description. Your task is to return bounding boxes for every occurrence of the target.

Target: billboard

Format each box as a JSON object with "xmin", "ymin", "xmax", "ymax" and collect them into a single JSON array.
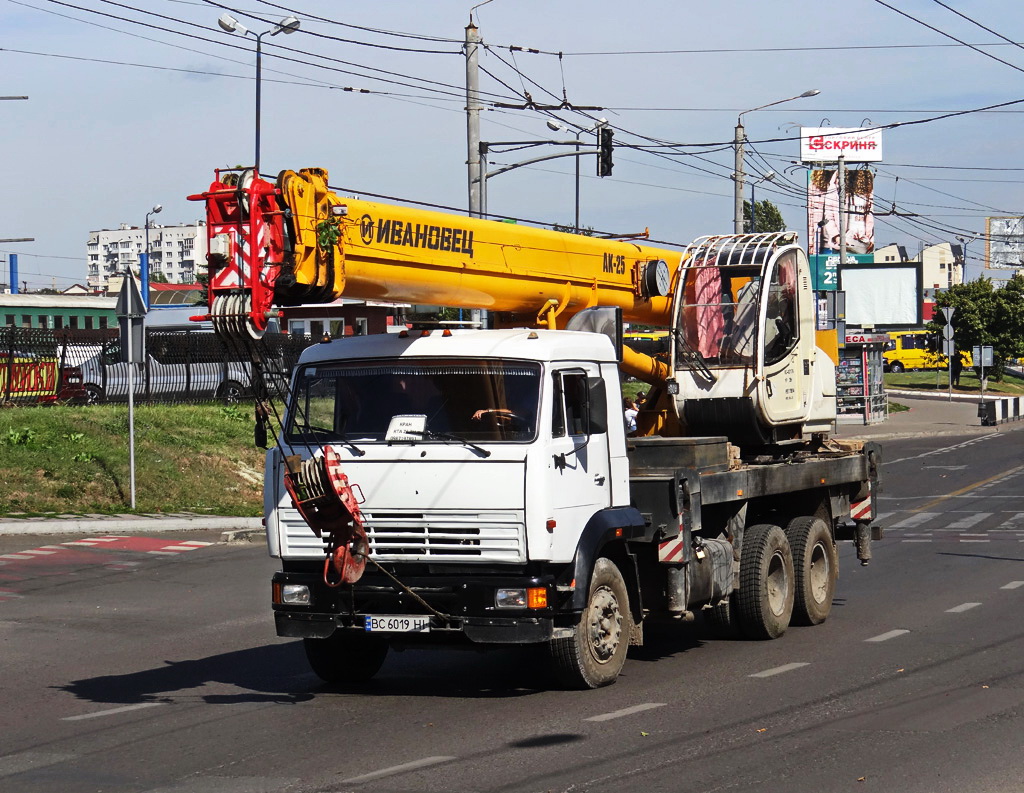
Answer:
[
  {"xmin": 807, "ymin": 168, "xmax": 876, "ymax": 256},
  {"xmin": 800, "ymin": 127, "xmax": 883, "ymax": 163},
  {"xmin": 985, "ymin": 216, "xmax": 1024, "ymax": 269},
  {"xmin": 840, "ymin": 263, "xmax": 922, "ymax": 327}
]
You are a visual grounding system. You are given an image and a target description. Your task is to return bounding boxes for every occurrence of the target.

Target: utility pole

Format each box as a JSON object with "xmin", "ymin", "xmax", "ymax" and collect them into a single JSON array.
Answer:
[
  {"xmin": 734, "ymin": 120, "xmax": 746, "ymax": 234},
  {"xmin": 838, "ymin": 154, "xmax": 847, "ymax": 270},
  {"xmin": 466, "ymin": 20, "xmax": 482, "ymax": 219}
]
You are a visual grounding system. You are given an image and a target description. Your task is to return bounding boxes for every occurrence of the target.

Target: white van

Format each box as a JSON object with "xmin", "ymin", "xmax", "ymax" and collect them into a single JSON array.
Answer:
[{"xmin": 72, "ymin": 335, "xmax": 254, "ymax": 404}]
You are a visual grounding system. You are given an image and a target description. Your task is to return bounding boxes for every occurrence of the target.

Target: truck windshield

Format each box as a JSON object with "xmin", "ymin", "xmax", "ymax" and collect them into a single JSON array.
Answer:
[{"xmin": 286, "ymin": 358, "xmax": 542, "ymax": 444}]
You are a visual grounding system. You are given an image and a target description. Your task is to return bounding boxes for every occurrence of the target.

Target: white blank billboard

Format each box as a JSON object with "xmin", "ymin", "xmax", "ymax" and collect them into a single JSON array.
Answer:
[{"xmin": 841, "ymin": 265, "xmax": 920, "ymax": 326}]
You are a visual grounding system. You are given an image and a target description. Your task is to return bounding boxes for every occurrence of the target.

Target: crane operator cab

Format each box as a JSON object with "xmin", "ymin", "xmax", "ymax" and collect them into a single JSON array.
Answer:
[{"xmin": 667, "ymin": 233, "xmax": 836, "ymax": 446}]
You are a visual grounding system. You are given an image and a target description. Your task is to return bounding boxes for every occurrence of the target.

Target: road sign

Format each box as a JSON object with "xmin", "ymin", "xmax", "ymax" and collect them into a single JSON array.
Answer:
[
  {"xmin": 114, "ymin": 276, "xmax": 147, "ymax": 318},
  {"xmin": 943, "ymin": 324, "xmax": 954, "ymax": 340},
  {"xmin": 939, "ymin": 306, "xmax": 955, "ymax": 323},
  {"xmin": 973, "ymin": 345, "xmax": 994, "ymax": 367},
  {"xmin": 943, "ymin": 338, "xmax": 955, "ymax": 356}
]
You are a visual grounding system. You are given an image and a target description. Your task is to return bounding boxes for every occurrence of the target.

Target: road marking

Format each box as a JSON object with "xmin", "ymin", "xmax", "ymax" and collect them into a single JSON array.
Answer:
[
  {"xmin": 959, "ymin": 539, "xmax": 990, "ymax": 543},
  {"xmin": 341, "ymin": 756, "xmax": 457, "ymax": 784},
  {"xmin": 19, "ymin": 549, "xmax": 58, "ymax": 555},
  {"xmin": 750, "ymin": 662, "xmax": 809, "ymax": 678},
  {"xmin": 178, "ymin": 540, "xmax": 212, "ymax": 547},
  {"xmin": 890, "ymin": 512, "xmax": 938, "ymax": 529},
  {"xmin": 62, "ymin": 702, "xmax": 164, "ymax": 721},
  {"xmin": 0, "ymin": 554, "xmax": 34, "ymax": 560},
  {"xmin": 0, "ymin": 752, "xmax": 75, "ymax": 778},
  {"xmin": 865, "ymin": 629, "xmax": 910, "ymax": 642},
  {"xmin": 885, "ymin": 435, "xmax": 996, "ymax": 466},
  {"xmin": 901, "ymin": 539, "xmax": 932, "ymax": 543},
  {"xmin": 946, "ymin": 602, "xmax": 982, "ymax": 613},
  {"xmin": 914, "ymin": 465, "xmax": 1024, "ymax": 513},
  {"xmin": 948, "ymin": 513, "xmax": 990, "ymax": 530},
  {"xmin": 585, "ymin": 703, "xmax": 666, "ymax": 722},
  {"xmin": 1001, "ymin": 581, "xmax": 1024, "ymax": 590}
]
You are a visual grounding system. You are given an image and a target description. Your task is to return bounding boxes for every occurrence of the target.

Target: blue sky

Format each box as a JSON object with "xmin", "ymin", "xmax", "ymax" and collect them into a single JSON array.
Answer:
[{"xmin": 2, "ymin": 0, "xmax": 1021, "ymax": 289}]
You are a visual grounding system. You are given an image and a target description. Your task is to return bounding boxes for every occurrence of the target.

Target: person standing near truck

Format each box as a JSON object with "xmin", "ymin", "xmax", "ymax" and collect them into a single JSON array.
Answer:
[{"xmin": 951, "ymin": 352, "xmax": 963, "ymax": 387}]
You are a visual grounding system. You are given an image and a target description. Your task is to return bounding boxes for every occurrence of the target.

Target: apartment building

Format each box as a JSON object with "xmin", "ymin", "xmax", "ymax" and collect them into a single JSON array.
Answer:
[{"xmin": 87, "ymin": 221, "xmax": 208, "ymax": 292}]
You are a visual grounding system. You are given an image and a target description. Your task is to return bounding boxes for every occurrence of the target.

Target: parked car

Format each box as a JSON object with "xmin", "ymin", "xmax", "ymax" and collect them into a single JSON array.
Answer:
[{"xmin": 70, "ymin": 335, "xmax": 254, "ymax": 404}]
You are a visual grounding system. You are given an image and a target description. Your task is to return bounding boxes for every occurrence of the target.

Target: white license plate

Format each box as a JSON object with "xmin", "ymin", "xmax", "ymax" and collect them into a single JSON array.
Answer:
[{"xmin": 365, "ymin": 615, "xmax": 431, "ymax": 633}]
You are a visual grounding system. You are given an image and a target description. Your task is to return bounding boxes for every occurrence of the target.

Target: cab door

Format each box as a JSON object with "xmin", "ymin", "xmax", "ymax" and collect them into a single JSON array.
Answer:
[
  {"xmin": 756, "ymin": 247, "xmax": 815, "ymax": 424},
  {"xmin": 545, "ymin": 365, "xmax": 612, "ymax": 561}
]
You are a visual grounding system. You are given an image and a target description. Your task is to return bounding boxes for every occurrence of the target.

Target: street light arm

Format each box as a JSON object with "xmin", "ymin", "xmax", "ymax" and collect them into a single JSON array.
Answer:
[{"xmin": 482, "ymin": 149, "xmax": 596, "ymax": 181}]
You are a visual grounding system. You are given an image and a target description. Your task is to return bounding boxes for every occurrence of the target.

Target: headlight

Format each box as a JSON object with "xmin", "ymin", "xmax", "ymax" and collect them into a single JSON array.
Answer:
[
  {"xmin": 495, "ymin": 588, "xmax": 527, "ymax": 608},
  {"xmin": 495, "ymin": 587, "xmax": 548, "ymax": 609},
  {"xmin": 282, "ymin": 584, "xmax": 310, "ymax": 605}
]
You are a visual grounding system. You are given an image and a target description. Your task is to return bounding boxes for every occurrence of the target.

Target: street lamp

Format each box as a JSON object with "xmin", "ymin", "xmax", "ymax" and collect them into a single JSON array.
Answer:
[
  {"xmin": 749, "ymin": 172, "xmax": 776, "ymax": 233},
  {"xmin": 142, "ymin": 204, "xmax": 162, "ymax": 310},
  {"xmin": 956, "ymin": 232, "xmax": 981, "ymax": 284},
  {"xmin": 734, "ymin": 89, "xmax": 819, "ymax": 233},
  {"xmin": 545, "ymin": 119, "xmax": 605, "ymax": 232},
  {"xmin": 217, "ymin": 13, "xmax": 300, "ymax": 175}
]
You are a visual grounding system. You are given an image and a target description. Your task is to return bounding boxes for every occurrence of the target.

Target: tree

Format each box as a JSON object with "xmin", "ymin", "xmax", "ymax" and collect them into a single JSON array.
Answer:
[
  {"xmin": 742, "ymin": 199, "xmax": 785, "ymax": 233},
  {"xmin": 932, "ymin": 273, "xmax": 1024, "ymax": 381}
]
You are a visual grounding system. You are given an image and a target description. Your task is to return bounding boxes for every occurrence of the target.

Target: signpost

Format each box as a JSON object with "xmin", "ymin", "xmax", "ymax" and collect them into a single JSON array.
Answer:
[
  {"xmin": 114, "ymin": 275, "xmax": 147, "ymax": 509},
  {"xmin": 973, "ymin": 344, "xmax": 994, "ymax": 421},
  {"xmin": 940, "ymin": 307, "xmax": 955, "ymax": 401}
]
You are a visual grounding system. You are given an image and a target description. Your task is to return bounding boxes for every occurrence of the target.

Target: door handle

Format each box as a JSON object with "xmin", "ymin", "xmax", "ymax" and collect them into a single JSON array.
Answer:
[
  {"xmin": 594, "ymin": 474, "xmax": 606, "ymax": 486},
  {"xmin": 766, "ymin": 380, "xmax": 773, "ymax": 397}
]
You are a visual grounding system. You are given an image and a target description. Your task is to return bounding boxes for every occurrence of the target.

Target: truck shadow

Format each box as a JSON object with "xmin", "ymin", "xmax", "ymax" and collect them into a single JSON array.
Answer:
[{"xmin": 57, "ymin": 641, "xmax": 559, "ymax": 704}]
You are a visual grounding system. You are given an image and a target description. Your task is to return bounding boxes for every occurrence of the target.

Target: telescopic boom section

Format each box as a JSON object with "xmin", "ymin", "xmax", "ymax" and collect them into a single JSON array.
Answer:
[{"xmin": 189, "ymin": 167, "xmax": 683, "ymax": 340}]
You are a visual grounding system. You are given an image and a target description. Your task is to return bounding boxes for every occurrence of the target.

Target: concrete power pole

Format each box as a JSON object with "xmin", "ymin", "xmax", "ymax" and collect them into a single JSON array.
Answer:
[
  {"xmin": 466, "ymin": 21, "xmax": 482, "ymax": 220},
  {"xmin": 733, "ymin": 120, "xmax": 745, "ymax": 234}
]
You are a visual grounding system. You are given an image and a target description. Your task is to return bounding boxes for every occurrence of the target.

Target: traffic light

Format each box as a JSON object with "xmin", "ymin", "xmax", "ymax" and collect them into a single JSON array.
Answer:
[{"xmin": 597, "ymin": 127, "xmax": 614, "ymax": 177}]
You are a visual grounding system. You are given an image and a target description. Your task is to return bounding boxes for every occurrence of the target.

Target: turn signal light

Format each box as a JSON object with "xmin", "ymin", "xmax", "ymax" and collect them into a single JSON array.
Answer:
[{"xmin": 527, "ymin": 587, "xmax": 548, "ymax": 609}]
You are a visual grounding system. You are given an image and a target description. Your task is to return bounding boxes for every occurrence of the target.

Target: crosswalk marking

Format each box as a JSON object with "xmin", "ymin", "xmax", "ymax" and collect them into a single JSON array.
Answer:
[
  {"xmin": 948, "ymin": 513, "xmax": 990, "ymax": 530},
  {"xmin": 890, "ymin": 512, "xmax": 939, "ymax": 529}
]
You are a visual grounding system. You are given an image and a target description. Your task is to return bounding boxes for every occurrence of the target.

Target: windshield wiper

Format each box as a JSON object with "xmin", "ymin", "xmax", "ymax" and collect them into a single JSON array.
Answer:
[{"xmin": 408, "ymin": 429, "xmax": 491, "ymax": 458}]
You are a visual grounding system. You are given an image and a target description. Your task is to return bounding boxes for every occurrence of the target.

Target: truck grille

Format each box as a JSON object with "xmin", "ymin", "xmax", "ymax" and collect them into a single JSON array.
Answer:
[
  {"xmin": 279, "ymin": 508, "xmax": 526, "ymax": 563},
  {"xmin": 364, "ymin": 511, "xmax": 525, "ymax": 563}
]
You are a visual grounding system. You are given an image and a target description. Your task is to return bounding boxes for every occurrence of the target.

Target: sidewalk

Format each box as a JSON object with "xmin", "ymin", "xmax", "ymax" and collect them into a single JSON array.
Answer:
[
  {"xmin": 0, "ymin": 512, "xmax": 262, "ymax": 538},
  {"xmin": 834, "ymin": 390, "xmax": 1000, "ymax": 441}
]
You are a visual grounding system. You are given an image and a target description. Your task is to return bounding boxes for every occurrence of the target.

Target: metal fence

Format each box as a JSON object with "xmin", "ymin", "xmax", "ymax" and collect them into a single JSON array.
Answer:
[{"xmin": 1, "ymin": 326, "xmax": 317, "ymax": 406}]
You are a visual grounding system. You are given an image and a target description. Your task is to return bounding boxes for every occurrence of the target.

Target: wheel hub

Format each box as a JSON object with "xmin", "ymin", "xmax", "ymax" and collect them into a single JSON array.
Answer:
[{"xmin": 587, "ymin": 585, "xmax": 622, "ymax": 663}]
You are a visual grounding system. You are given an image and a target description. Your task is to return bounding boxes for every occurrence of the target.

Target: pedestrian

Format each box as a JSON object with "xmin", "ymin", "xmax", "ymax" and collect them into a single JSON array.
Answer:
[
  {"xmin": 951, "ymin": 353, "xmax": 963, "ymax": 387},
  {"xmin": 623, "ymin": 397, "xmax": 638, "ymax": 436},
  {"xmin": 636, "ymin": 390, "xmax": 647, "ymax": 408}
]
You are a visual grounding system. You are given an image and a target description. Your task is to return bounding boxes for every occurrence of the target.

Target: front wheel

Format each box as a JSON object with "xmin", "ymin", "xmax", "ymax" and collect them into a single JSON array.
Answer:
[
  {"xmin": 83, "ymin": 384, "xmax": 104, "ymax": 405},
  {"xmin": 303, "ymin": 632, "xmax": 389, "ymax": 684},
  {"xmin": 888, "ymin": 361, "xmax": 905, "ymax": 374},
  {"xmin": 735, "ymin": 523, "xmax": 795, "ymax": 640},
  {"xmin": 550, "ymin": 557, "xmax": 632, "ymax": 689}
]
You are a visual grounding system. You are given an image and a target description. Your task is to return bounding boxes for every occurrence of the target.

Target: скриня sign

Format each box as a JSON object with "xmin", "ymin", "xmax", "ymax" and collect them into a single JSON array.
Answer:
[{"xmin": 801, "ymin": 127, "xmax": 883, "ymax": 163}]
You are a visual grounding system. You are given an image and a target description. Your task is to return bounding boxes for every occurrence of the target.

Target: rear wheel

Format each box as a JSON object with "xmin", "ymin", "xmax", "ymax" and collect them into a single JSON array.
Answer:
[
  {"xmin": 83, "ymin": 384, "xmax": 104, "ymax": 405},
  {"xmin": 735, "ymin": 523, "xmax": 794, "ymax": 640},
  {"xmin": 786, "ymin": 516, "xmax": 838, "ymax": 626},
  {"xmin": 219, "ymin": 379, "xmax": 245, "ymax": 404},
  {"xmin": 550, "ymin": 557, "xmax": 632, "ymax": 689},
  {"xmin": 303, "ymin": 632, "xmax": 389, "ymax": 684}
]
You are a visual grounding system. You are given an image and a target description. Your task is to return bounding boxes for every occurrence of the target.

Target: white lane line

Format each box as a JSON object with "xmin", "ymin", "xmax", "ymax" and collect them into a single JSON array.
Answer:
[
  {"xmin": 0, "ymin": 752, "xmax": 76, "ymax": 778},
  {"xmin": 1001, "ymin": 581, "xmax": 1024, "ymax": 590},
  {"xmin": 62, "ymin": 702, "xmax": 164, "ymax": 721},
  {"xmin": 585, "ymin": 703, "xmax": 666, "ymax": 722},
  {"xmin": 0, "ymin": 554, "xmax": 34, "ymax": 559},
  {"xmin": 959, "ymin": 539, "xmax": 990, "ymax": 543},
  {"xmin": 890, "ymin": 512, "xmax": 939, "ymax": 529},
  {"xmin": 750, "ymin": 662, "xmax": 809, "ymax": 678},
  {"xmin": 20, "ymin": 549, "xmax": 58, "ymax": 555},
  {"xmin": 865, "ymin": 629, "xmax": 911, "ymax": 643},
  {"xmin": 946, "ymin": 602, "xmax": 982, "ymax": 613},
  {"xmin": 902, "ymin": 539, "xmax": 932, "ymax": 543},
  {"xmin": 948, "ymin": 513, "xmax": 990, "ymax": 530},
  {"xmin": 341, "ymin": 756, "xmax": 457, "ymax": 784}
]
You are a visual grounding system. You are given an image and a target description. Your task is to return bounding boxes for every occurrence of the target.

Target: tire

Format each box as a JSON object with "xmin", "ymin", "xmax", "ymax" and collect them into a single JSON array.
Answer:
[
  {"xmin": 888, "ymin": 361, "xmax": 905, "ymax": 374},
  {"xmin": 83, "ymin": 384, "xmax": 104, "ymax": 405},
  {"xmin": 219, "ymin": 380, "xmax": 245, "ymax": 404},
  {"xmin": 785, "ymin": 516, "xmax": 838, "ymax": 626},
  {"xmin": 303, "ymin": 632, "xmax": 389, "ymax": 684},
  {"xmin": 735, "ymin": 523, "xmax": 795, "ymax": 640},
  {"xmin": 703, "ymin": 593, "xmax": 740, "ymax": 639},
  {"xmin": 550, "ymin": 557, "xmax": 632, "ymax": 689}
]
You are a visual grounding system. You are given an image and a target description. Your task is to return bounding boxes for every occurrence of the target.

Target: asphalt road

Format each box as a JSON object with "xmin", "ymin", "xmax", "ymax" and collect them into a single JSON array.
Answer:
[{"xmin": 2, "ymin": 426, "xmax": 1023, "ymax": 793}]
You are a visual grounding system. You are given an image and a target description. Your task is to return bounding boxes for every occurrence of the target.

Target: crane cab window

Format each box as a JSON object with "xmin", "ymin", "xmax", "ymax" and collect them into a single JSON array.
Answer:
[{"xmin": 762, "ymin": 250, "xmax": 799, "ymax": 365}]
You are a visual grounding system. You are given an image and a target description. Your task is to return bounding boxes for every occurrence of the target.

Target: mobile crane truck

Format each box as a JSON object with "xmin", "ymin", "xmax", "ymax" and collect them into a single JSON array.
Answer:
[{"xmin": 189, "ymin": 167, "xmax": 880, "ymax": 689}]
